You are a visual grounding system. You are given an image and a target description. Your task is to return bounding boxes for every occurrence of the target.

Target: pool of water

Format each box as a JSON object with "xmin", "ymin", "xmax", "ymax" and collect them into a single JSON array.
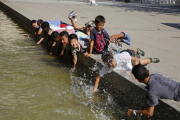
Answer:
[{"xmin": 0, "ymin": 10, "xmax": 134, "ymax": 120}]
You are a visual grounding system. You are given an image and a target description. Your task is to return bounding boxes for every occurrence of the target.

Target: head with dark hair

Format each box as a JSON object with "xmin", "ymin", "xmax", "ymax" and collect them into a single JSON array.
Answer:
[
  {"xmin": 41, "ymin": 22, "xmax": 50, "ymax": 31},
  {"xmin": 95, "ymin": 15, "xmax": 105, "ymax": 24},
  {"xmin": 68, "ymin": 34, "xmax": 78, "ymax": 43},
  {"xmin": 95, "ymin": 15, "xmax": 105, "ymax": 32},
  {"xmin": 37, "ymin": 19, "xmax": 44, "ymax": 27},
  {"xmin": 101, "ymin": 51, "xmax": 113, "ymax": 64},
  {"xmin": 30, "ymin": 20, "xmax": 38, "ymax": 28},
  {"xmin": 51, "ymin": 31, "xmax": 60, "ymax": 42},
  {"xmin": 132, "ymin": 64, "xmax": 149, "ymax": 82},
  {"xmin": 59, "ymin": 31, "xmax": 69, "ymax": 45},
  {"xmin": 68, "ymin": 34, "xmax": 78, "ymax": 48}
]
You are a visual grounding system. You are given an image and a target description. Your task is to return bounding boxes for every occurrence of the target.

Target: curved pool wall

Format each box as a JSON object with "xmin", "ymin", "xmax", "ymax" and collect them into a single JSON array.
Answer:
[{"xmin": 0, "ymin": 1, "xmax": 179, "ymax": 119}]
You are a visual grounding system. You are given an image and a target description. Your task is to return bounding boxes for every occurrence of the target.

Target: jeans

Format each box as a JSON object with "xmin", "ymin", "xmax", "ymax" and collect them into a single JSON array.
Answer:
[{"xmin": 108, "ymin": 42, "xmax": 126, "ymax": 55}]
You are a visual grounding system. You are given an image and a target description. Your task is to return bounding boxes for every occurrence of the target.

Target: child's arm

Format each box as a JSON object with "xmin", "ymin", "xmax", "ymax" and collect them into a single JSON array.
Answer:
[
  {"xmin": 50, "ymin": 42, "xmax": 56, "ymax": 55},
  {"xmin": 109, "ymin": 33, "xmax": 124, "ymax": 42},
  {"xmin": 126, "ymin": 107, "xmax": 154, "ymax": 117},
  {"xmin": 37, "ymin": 37, "xmax": 44, "ymax": 44},
  {"xmin": 93, "ymin": 75, "xmax": 101, "ymax": 92},
  {"xmin": 86, "ymin": 40, "xmax": 94, "ymax": 58},
  {"xmin": 26, "ymin": 34, "xmax": 36, "ymax": 40},
  {"xmin": 37, "ymin": 29, "xmax": 42, "ymax": 35},
  {"xmin": 58, "ymin": 44, "xmax": 66, "ymax": 60},
  {"xmin": 72, "ymin": 55, "xmax": 77, "ymax": 72},
  {"xmin": 37, "ymin": 30, "xmax": 45, "ymax": 44}
]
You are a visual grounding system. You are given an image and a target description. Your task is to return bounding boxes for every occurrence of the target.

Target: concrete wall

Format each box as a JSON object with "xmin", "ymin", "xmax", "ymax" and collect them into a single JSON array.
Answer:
[{"xmin": 0, "ymin": 1, "xmax": 180, "ymax": 119}]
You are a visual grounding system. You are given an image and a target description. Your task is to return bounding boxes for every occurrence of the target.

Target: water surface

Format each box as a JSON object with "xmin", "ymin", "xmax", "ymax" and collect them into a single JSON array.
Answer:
[{"xmin": 0, "ymin": 10, "xmax": 130, "ymax": 120}]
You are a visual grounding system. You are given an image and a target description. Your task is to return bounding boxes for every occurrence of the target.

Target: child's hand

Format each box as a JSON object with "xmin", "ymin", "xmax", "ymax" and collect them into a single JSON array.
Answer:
[
  {"xmin": 127, "ymin": 72, "xmax": 133, "ymax": 76},
  {"xmin": 109, "ymin": 37, "xmax": 115, "ymax": 43},
  {"xmin": 50, "ymin": 52, "xmax": 52, "ymax": 55},
  {"xmin": 71, "ymin": 66, "xmax": 77, "ymax": 72},
  {"xmin": 37, "ymin": 41, "xmax": 41, "ymax": 44},
  {"xmin": 26, "ymin": 34, "xmax": 31, "ymax": 40},
  {"xmin": 85, "ymin": 53, "xmax": 92, "ymax": 58},
  {"xmin": 126, "ymin": 109, "xmax": 134, "ymax": 118},
  {"xmin": 83, "ymin": 52, "xmax": 88, "ymax": 57}
]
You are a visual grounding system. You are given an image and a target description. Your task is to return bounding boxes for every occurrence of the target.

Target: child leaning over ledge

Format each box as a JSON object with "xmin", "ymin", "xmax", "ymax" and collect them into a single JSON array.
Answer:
[
  {"xmin": 68, "ymin": 34, "xmax": 90, "ymax": 72},
  {"xmin": 126, "ymin": 64, "xmax": 180, "ymax": 117},
  {"xmin": 93, "ymin": 51, "xmax": 160, "ymax": 92},
  {"xmin": 86, "ymin": 15, "xmax": 109, "ymax": 57}
]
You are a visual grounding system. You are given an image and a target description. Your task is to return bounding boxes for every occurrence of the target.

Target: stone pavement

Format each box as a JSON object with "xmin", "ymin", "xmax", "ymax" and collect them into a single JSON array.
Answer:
[{"xmin": 1, "ymin": 0, "xmax": 180, "ymax": 80}]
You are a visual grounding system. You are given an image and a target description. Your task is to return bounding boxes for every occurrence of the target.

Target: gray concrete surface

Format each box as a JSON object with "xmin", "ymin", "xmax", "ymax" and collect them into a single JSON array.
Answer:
[
  {"xmin": 1, "ymin": 0, "xmax": 180, "ymax": 119},
  {"xmin": 1, "ymin": 0, "xmax": 180, "ymax": 80}
]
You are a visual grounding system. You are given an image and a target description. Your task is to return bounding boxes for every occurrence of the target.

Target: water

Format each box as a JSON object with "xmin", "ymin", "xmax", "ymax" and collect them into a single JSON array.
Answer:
[{"xmin": 0, "ymin": 10, "xmax": 133, "ymax": 120}]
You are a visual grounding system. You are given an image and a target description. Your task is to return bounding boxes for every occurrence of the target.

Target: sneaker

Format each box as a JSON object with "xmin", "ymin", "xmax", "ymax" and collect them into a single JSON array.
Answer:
[
  {"xmin": 149, "ymin": 58, "xmax": 160, "ymax": 63},
  {"xmin": 121, "ymin": 31, "xmax": 126, "ymax": 34},
  {"xmin": 137, "ymin": 48, "xmax": 145, "ymax": 56},
  {"xmin": 68, "ymin": 11, "xmax": 77, "ymax": 20}
]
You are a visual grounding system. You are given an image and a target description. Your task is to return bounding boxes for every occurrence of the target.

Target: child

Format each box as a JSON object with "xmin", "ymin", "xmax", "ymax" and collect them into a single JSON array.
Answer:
[
  {"xmin": 93, "ymin": 51, "xmax": 160, "ymax": 92},
  {"xmin": 90, "ymin": 0, "xmax": 97, "ymax": 5},
  {"xmin": 27, "ymin": 19, "xmax": 61, "ymax": 40},
  {"xmin": 51, "ymin": 31, "xmax": 72, "ymax": 61},
  {"xmin": 36, "ymin": 22, "xmax": 54, "ymax": 45},
  {"xmin": 68, "ymin": 34, "xmax": 90, "ymax": 71},
  {"xmin": 87, "ymin": 15, "xmax": 110, "ymax": 57},
  {"xmin": 27, "ymin": 19, "xmax": 44, "ymax": 40},
  {"xmin": 126, "ymin": 64, "xmax": 180, "ymax": 117}
]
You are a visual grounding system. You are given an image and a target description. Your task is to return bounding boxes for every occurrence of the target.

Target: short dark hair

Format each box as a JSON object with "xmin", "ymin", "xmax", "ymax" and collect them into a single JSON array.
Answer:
[
  {"xmin": 41, "ymin": 22, "xmax": 49, "ymax": 29},
  {"xmin": 68, "ymin": 34, "xmax": 78, "ymax": 43},
  {"xmin": 132, "ymin": 64, "xmax": 149, "ymax": 81},
  {"xmin": 95, "ymin": 15, "xmax": 105, "ymax": 24},
  {"xmin": 59, "ymin": 31, "xmax": 69, "ymax": 38},
  {"xmin": 30, "ymin": 20, "xmax": 36, "ymax": 26},
  {"xmin": 51, "ymin": 31, "xmax": 59, "ymax": 40},
  {"xmin": 37, "ymin": 19, "xmax": 44, "ymax": 27},
  {"xmin": 101, "ymin": 51, "xmax": 113, "ymax": 64}
]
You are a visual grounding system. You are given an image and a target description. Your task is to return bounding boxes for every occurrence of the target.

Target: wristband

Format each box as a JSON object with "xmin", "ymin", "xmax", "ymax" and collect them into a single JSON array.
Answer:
[{"xmin": 133, "ymin": 110, "xmax": 137, "ymax": 116}]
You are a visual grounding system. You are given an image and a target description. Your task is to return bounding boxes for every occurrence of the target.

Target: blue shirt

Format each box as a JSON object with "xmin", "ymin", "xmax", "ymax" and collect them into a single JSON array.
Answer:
[
  {"xmin": 39, "ymin": 20, "xmax": 61, "ymax": 30},
  {"xmin": 90, "ymin": 28, "xmax": 109, "ymax": 54},
  {"xmin": 147, "ymin": 74, "xmax": 180, "ymax": 107}
]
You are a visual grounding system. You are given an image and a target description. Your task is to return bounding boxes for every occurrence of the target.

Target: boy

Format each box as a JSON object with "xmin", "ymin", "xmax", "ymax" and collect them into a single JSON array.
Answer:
[
  {"xmin": 68, "ymin": 34, "xmax": 90, "ymax": 71},
  {"xmin": 93, "ymin": 51, "xmax": 160, "ymax": 92},
  {"xmin": 87, "ymin": 15, "xmax": 109, "ymax": 57},
  {"xmin": 36, "ymin": 22, "xmax": 54, "ymax": 46},
  {"xmin": 126, "ymin": 64, "xmax": 180, "ymax": 117},
  {"xmin": 51, "ymin": 31, "xmax": 72, "ymax": 61},
  {"xmin": 87, "ymin": 15, "xmax": 130, "ymax": 57}
]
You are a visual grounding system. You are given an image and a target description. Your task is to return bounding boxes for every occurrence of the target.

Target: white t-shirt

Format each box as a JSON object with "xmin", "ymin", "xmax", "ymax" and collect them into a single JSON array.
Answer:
[{"xmin": 99, "ymin": 52, "xmax": 132, "ymax": 77}]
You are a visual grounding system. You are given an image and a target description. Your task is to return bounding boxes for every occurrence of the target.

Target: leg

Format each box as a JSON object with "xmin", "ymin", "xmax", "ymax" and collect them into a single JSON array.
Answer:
[
  {"xmin": 140, "ymin": 58, "xmax": 160, "ymax": 65},
  {"xmin": 127, "ymin": 48, "xmax": 145, "ymax": 56},
  {"xmin": 71, "ymin": 19, "xmax": 83, "ymax": 30},
  {"xmin": 108, "ymin": 42, "xmax": 125, "ymax": 54},
  {"xmin": 139, "ymin": 58, "xmax": 151, "ymax": 65}
]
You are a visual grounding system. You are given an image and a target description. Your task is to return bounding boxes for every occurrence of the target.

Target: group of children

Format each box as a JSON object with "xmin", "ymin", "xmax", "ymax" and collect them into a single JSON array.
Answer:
[{"xmin": 28, "ymin": 11, "xmax": 180, "ymax": 118}]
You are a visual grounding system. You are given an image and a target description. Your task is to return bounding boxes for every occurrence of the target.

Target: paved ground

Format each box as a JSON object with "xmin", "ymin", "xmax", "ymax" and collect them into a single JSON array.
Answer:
[{"xmin": 2, "ymin": 0, "xmax": 180, "ymax": 80}]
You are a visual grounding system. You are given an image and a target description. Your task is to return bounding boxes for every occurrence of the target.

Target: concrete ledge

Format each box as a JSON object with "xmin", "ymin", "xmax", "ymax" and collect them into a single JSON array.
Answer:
[{"xmin": 0, "ymin": 1, "xmax": 180, "ymax": 119}]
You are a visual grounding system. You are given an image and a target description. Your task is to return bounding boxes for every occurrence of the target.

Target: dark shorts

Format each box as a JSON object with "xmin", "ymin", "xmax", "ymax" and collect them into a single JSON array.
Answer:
[{"xmin": 120, "ymin": 49, "xmax": 135, "ymax": 57}]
